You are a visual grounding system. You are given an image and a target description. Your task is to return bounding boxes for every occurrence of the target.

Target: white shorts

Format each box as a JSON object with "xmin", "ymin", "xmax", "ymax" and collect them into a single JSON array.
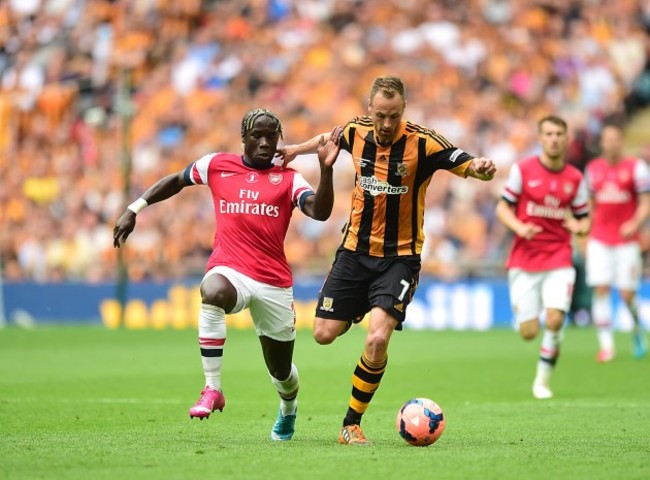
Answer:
[
  {"xmin": 202, "ymin": 266, "xmax": 296, "ymax": 342},
  {"xmin": 585, "ymin": 239, "xmax": 642, "ymax": 291},
  {"xmin": 508, "ymin": 267, "xmax": 576, "ymax": 325}
]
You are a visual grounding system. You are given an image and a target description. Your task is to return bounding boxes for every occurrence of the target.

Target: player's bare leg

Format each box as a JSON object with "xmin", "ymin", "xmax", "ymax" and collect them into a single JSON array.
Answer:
[
  {"xmin": 592, "ymin": 286, "xmax": 615, "ymax": 362},
  {"xmin": 519, "ymin": 318, "xmax": 551, "ymax": 399},
  {"xmin": 189, "ymin": 303, "xmax": 228, "ymax": 418},
  {"xmin": 261, "ymin": 337, "xmax": 299, "ymax": 441},
  {"xmin": 531, "ymin": 309, "xmax": 564, "ymax": 399},
  {"xmin": 313, "ymin": 318, "xmax": 352, "ymax": 345},
  {"xmin": 338, "ymin": 308, "xmax": 396, "ymax": 445},
  {"xmin": 314, "ymin": 318, "xmax": 371, "ymax": 444},
  {"xmin": 189, "ymin": 274, "xmax": 236, "ymax": 419},
  {"xmin": 620, "ymin": 290, "xmax": 647, "ymax": 359}
]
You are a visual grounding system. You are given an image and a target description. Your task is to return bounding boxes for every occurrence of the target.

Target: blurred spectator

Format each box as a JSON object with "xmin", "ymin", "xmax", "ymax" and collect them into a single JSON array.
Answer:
[{"xmin": 1, "ymin": 0, "xmax": 650, "ymax": 282}]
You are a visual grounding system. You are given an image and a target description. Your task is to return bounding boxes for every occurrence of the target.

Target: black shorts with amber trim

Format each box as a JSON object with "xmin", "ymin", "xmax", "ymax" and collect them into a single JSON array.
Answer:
[{"xmin": 314, "ymin": 248, "xmax": 421, "ymax": 330}]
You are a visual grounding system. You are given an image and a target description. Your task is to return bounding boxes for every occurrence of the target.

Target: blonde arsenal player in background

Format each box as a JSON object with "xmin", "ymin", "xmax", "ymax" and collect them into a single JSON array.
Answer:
[
  {"xmin": 280, "ymin": 75, "xmax": 497, "ymax": 445},
  {"xmin": 113, "ymin": 109, "xmax": 342, "ymax": 441},
  {"xmin": 584, "ymin": 121, "xmax": 650, "ymax": 362},
  {"xmin": 496, "ymin": 115, "xmax": 590, "ymax": 400}
]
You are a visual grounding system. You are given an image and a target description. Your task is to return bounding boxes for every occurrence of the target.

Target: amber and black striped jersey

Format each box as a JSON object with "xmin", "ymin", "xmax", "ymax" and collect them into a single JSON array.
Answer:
[{"xmin": 338, "ymin": 116, "xmax": 474, "ymax": 257}]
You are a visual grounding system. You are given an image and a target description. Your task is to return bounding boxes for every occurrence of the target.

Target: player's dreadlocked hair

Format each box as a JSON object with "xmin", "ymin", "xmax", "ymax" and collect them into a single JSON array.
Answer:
[{"xmin": 241, "ymin": 108, "xmax": 283, "ymax": 140}]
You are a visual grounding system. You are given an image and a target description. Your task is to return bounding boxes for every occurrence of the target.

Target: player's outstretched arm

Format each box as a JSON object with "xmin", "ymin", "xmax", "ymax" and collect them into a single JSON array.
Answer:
[
  {"xmin": 302, "ymin": 126, "xmax": 342, "ymax": 221},
  {"xmin": 466, "ymin": 157, "xmax": 497, "ymax": 181},
  {"xmin": 113, "ymin": 171, "xmax": 189, "ymax": 248},
  {"xmin": 276, "ymin": 131, "xmax": 333, "ymax": 168}
]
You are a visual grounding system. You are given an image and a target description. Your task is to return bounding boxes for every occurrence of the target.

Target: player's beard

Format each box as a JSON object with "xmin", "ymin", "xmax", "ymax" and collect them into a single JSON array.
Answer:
[{"xmin": 377, "ymin": 131, "xmax": 393, "ymax": 147}]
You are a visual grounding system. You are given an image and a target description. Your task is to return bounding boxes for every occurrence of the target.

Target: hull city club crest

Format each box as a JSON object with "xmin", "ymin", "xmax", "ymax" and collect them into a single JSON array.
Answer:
[{"xmin": 320, "ymin": 297, "xmax": 334, "ymax": 312}]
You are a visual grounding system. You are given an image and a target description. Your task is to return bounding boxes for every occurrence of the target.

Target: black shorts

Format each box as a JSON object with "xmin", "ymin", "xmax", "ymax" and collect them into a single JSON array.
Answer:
[{"xmin": 315, "ymin": 248, "xmax": 421, "ymax": 329}]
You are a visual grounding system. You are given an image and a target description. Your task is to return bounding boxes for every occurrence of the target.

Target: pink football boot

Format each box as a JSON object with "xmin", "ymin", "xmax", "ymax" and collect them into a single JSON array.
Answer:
[
  {"xmin": 189, "ymin": 386, "xmax": 226, "ymax": 419},
  {"xmin": 596, "ymin": 349, "xmax": 614, "ymax": 363}
]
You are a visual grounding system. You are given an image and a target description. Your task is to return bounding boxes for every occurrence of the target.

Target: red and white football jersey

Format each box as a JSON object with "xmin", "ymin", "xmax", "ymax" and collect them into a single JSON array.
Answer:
[
  {"xmin": 185, "ymin": 153, "xmax": 314, "ymax": 287},
  {"xmin": 585, "ymin": 156, "xmax": 650, "ymax": 245},
  {"xmin": 501, "ymin": 156, "xmax": 589, "ymax": 271}
]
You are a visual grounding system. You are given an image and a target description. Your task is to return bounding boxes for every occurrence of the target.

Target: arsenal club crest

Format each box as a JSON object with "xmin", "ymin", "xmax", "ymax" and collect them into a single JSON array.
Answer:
[{"xmin": 269, "ymin": 173, "xmax": 283, "ymax": 185}]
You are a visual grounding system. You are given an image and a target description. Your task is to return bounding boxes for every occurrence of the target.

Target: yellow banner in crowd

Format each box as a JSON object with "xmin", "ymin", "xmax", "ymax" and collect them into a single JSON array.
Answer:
[{"xmin": 99, "ymin": 284, "xmax": 350, "ymax": 330}]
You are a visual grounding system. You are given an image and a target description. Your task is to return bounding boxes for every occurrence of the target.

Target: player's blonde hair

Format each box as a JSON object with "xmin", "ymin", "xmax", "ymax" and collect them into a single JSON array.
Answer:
[{"xmin": 369, "ymin": 75, "xmax": 406, "ymax": 105}]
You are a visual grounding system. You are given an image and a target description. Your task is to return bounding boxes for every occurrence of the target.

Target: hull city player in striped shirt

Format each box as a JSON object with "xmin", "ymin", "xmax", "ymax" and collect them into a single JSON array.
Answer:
[
  {"xmin": 114, "ymin": 109, "xmax": 342, "ymax": 441},
  {"xmin": 280, "ymin": 75, "xmax": 497, "ymax": 445},
  {"xmin": 496, "ymin": 115, "xmax": 590, "ymax": 400}
]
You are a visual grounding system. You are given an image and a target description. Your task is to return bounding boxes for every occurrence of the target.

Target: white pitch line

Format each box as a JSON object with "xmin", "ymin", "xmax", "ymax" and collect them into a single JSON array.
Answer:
[
  {"xmin": 364, "ymin": 400, "xmax": 650, "ymax": 414},
  {"xmin": 2, "ymin": 398, "xmax": 648, "ymax": 409},
  {"xmin": 0, "ymin": 397, "xmax": 185, "ymax": 405},
  {"xmin": 460, "ymin": 400, "xmax": 650, "ymax": 409}
]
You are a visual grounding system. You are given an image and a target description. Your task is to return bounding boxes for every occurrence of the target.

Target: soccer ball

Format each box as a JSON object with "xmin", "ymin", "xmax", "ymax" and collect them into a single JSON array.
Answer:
[{"xmin": 396, "ymin": 397, "xmax": 446, "ymax": 447}]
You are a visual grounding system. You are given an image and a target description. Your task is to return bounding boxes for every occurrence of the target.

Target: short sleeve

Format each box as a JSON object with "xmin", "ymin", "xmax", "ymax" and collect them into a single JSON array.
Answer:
[{"xmin": 501, "ymin": 163, "xmax": 523, "ymax": 204}]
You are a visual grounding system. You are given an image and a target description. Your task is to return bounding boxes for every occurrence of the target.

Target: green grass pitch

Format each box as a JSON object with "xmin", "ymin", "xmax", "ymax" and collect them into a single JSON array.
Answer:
[{"xmin": 1, "ymin": 326, "xmax": 649, "ymax": 479}]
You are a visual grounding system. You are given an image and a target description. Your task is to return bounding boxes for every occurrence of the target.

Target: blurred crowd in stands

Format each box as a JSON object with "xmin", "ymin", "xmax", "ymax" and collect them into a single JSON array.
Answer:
[{"xmin": 2, "ymin": 0, "xmax": 650, "ymax": 283}]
